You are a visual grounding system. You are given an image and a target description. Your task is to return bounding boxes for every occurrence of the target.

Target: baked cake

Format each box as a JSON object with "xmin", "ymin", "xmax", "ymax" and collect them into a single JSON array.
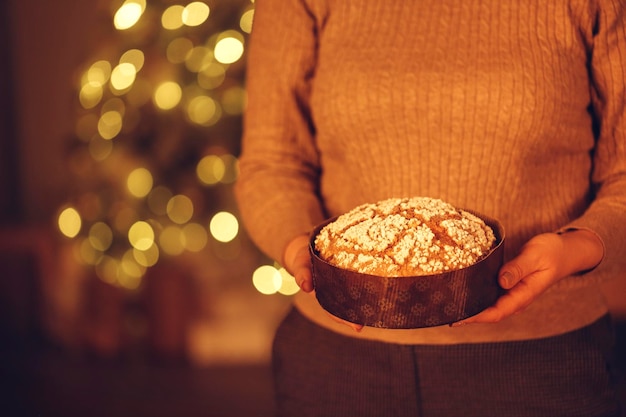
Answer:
[{"xmin": 314, "ymin": 197, "xmax": 496, "ymax": 277}]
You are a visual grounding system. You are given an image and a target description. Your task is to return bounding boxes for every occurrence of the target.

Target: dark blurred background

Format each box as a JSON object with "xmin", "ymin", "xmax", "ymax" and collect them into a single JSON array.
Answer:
[
  {"xmin": 0, "ymin": 1, "xmax": 295, "ymax": 416},
  {"xmin": 0, "ymin": 1, "xmax": 624, "ymax": 417}
]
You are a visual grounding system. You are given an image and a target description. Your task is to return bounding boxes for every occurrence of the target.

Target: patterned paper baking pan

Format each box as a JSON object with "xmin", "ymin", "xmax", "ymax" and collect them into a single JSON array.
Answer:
[{"xmin": 309, "ymin": 212, "xmax": 505, "ymax": 329}]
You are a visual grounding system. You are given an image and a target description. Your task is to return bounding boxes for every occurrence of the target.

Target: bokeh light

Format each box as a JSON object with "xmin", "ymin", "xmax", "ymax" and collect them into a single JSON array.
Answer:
[
  {"xmin": 167, "ymin": 194, "xmax": 194, "ymax": 224},
  {"xmin": 79, "ymin": 82, "xmax": 103, "ymax": 109},
  {"xmin": 159, "ymin": 225, "xmax": 186, "ymax": 256},
  {"xmin": 88, "ymin": 222, "xmax": 114, "ymax": 252},
  {"xmin": 209, "ymin": 211, "xmax": 238, "ymax": 242},
  {"xmin": 162, "ymin": 5, "xmax": 185, "ymax": 30},
  {"xmin": 196, "ymin": 154, "xmax": 225, "ymax": 185},
  {"xmin": 128, "ymin": 221, "xmax": 155, "ymax": 251},
  {"xmin": 114, "ymin": 1, "xmax": 146, "ymax": 30},
  {"xmin": 239, "ymin": 9, "xmax": 254, "ymax": 33},
  {"xmin": 60, "ymin": 0, "xmax": 271, "ymax": 296},
  {"xmin": 276, "ymin": 267, "xmax": 300, "ymax": 295},
  {"xmin": 187, "ymin": 95, "xmax": 220, "ymax": 126},
  {"xmin": 252, "ymin": 265, "xmax": 281, "ymax": 295},
  {"xmin": 58, "ymin": 207, "xmax": 82, "ymax": 238},
  {"xmin": 85, "ymin": 60, "xmax": 111, "ymax": 86},
  {"xmin": 120, "ymin": 49, "xmax": 145, "ymax": 71},
  {"xmin": 97, "ymin": 110, "xmax": 123, "ymax": 139},
  {"xmin": 127, "ymin": 167, "xmax": 153, "ymax": 198},
  {"xmin": 182, "ymin": 223, "xmax": 208, "ymax": 252},
  {"xmin": 133, "ymin": 244, "xmax": 160, "ymax": 267},
  {"xmin": 214, "ymin": 36, "xmax": 244, "ymax": 64},
  {"xmin": 153, "ymin": 81, "xmax": 182, "ymax": 110},
  {"xmin": 182, "ymin": 2, "xmax": 210, "ymax": 27},
  {"xmin": 110, "ymin": 62, "xmax": 137, "ymax": 91}
]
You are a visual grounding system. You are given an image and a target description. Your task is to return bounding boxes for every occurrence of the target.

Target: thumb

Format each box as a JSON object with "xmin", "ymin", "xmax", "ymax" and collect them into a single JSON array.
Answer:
[{"xmin": 498, "ymin": 252, "xmax": 537, "ymax": 289}]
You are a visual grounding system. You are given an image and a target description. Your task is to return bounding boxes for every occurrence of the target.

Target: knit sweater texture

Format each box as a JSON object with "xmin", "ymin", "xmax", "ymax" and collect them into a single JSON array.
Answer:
[{"xmin": 236, "ymin": 0, "xmax": 626, "ymax": 344}]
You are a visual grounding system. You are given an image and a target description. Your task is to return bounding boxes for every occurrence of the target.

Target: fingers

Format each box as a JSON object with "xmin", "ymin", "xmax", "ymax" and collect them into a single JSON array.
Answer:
[
  {"xmin": 453, "ymin": 268, "xmax": 553, "ymax": 326},
  {"xmin": 294, "ymin": 266, "xmax": 313, "ymax": 292},
  {"xmin": 498, "ymin": 252, "xmax": 542, "ymax": 290},
  {"xmin": 292, "ymin": 244, "xmax": 314, "ymax": 292},
  {"xmin": 283, "ymin": 234, "xmax": 314, "ymax": 292}
]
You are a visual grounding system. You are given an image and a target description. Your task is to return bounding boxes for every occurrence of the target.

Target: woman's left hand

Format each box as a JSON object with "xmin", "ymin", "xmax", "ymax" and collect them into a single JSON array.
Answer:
[{"xmin": 452, "ymin": 229, "xmax": 604, "ymax": 326}]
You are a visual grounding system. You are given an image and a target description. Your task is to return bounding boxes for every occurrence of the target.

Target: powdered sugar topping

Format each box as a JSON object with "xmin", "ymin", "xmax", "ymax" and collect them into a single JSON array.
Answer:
[{"xmin": 314, "ymin": 197, "xmax": 496, "ymax": 277}]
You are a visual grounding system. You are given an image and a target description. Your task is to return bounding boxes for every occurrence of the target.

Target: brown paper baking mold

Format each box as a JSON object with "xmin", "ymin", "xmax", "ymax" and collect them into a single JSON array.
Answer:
[{"xmin": 310, "ymin": 212, "xmax": 505, "ymax": 329}]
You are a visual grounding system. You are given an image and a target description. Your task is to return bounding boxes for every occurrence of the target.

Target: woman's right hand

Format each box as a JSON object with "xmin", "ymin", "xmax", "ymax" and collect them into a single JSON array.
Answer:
[
  {"xmin": 283, "ymin": 233, "xmax": 363, "ymax": 332},
  {"xmin": 283, "ymin": 234, "xmax": 315, "ymax": 292}
]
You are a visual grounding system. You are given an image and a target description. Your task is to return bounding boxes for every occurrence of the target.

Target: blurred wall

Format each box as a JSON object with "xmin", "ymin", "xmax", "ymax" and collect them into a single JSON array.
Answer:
[
  {"xmin": 7, "ymin": 0, "xmax": 102, "ymax": 223},
  {"xmin": 1, "ymin": 1, "xmax": 20, "ymax": 223}
]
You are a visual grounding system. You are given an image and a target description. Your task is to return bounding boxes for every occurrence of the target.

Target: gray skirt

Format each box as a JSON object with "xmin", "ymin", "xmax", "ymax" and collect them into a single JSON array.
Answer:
[{"xmin": 272, "ymin": 308, "xmax": 622, "ymax": 417}]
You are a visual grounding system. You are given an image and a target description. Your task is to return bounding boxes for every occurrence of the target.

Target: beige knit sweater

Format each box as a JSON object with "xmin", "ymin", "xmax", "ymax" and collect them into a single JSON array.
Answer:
[{"xmin": 236, "ymin": 0, "xmax": 626, "ymax": 344}]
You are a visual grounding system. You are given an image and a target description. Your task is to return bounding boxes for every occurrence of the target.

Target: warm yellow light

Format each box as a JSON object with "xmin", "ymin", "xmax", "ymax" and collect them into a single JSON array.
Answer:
[
  {"xmin": 277, "ymin": 267, "xmax": 300, "ymax": 295},
  {"xmin": 102, "ymin": 97, "xmax": 126, "ymax": 116},
  {"xmin": 97, "ymin": 111, "xmax": 123, "ymax": 140},
  {"xmin": 58, "ymin": 207, "xmax": 82, "ymax": 238},
  {"xmin": 166, "ymin": 194, "xmax": 194, "ymax": 224},
  {"xmin": 185, "ymin": 46, "xmax": 212, "ymax": 73},
  {"xmin": 127, "ymin": 167, "xmax": 153, "ymax": 198},
  {"xmin": 167, "ymin": 37, "xmax": 194, "ymax": 64},
  {"xmin": 78, "ymin": 238, "xmax": 103, "ymax": 265},
  {"xmin": 221, "ymin": 86, "xmax": 246, "ymax": 115},
  {"xmin": 209, "ymin": 211, "xmax": 238, "ymax": 243},
  {"xmin": 128, "ymin": 221, "xmax": 154, "ymax": 250},
  {"xmin": 182, "ymin": 2, "xmax": 210, "ymax": 27},
  {"xmin": 95, "ymin": 255, "xmax": 119, "ymax": 285},
  {"xmin": 120, "ymin": 48, "xmax": 145, "ymax": 72},
  {"xmin": 159, "ymin": 226, "xmax": 185, "ymax": 256},
  {"xmin": 220, "ymin": 154, "xmax": 239, "ymax": 184},
  {"xmin": 133, "ymin": 244, "xmax": 159, "ymax": 267},
  {"xmin": 110, "ymin": 62, "xmax": 137, "ymax": 91},
  {"xmin": 89, "ymin": 136, "xmax": 113, "ymax": 161},
  {"xmin": 214, "ymin": 37, "xmax": 244, "ymax": 64},
  {"xmin": 88, "ymin": 222, "xmax": 113, "ymax": 251},
  {"xmin": 119, "ymin": 251, "xmax": 146, "ymax": 289},
  {"xmin": 162, "ymin": 5, "xmax": 185, "ymax": 30},
  {"xmin": 182, "ymin": 223, "xmax": 208, "ymax": 252},
  {"xmin": 118, "ymin": 269, "xmax": 142, "ymax": 290},
  {"xmin": 252, "ymin": 265, "xmax": 281, "ymax": 295},
  {"xmin": 114, "ymin": 1, "xmax": 145, "ymax": 30},
  {"xmin": 196, "ymin": 155, "xmax": 225, "ymax": 185},
  {"xmin": 187, "ymin": 95, "xmax": 219, "ymax": 126},
  {"xmin": 240, "ymin": 9, "xmax": 254, "ymax": 33},
  {"xmin": 86, "ymin": 60, "xmax": 111, "ymax": 86},
  {"xmin": 79, "ymin": 82, "xmax": 103, "ymax": 109},
  {"xmin": 153, "ymin": 81, "xmax": 182, "ymax": 110},
  {"xmin": 197, "ymin": 63, "xmax": 225, "ymax": 89}
]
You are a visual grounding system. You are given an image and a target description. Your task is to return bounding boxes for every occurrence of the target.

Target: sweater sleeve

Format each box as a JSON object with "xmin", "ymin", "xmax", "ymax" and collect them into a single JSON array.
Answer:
[
  {"xmin": 235, "ymin": 0, "xmax": 326, "ymax": 263},
  {"xmin": 564, "ymin": 0, "xmax": 626, "ymax": 282}
]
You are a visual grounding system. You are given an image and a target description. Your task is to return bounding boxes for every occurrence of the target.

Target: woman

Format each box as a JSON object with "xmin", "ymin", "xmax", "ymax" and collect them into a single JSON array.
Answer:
[{"xmin": 236, "ymin": 1, "xmax": 626, "ymax": 416}]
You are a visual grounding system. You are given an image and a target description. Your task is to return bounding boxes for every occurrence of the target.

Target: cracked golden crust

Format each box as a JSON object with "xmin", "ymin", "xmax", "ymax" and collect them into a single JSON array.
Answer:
[{"xmin": 314, "ymin": 197, "xmax": 496, "ymax": 277}]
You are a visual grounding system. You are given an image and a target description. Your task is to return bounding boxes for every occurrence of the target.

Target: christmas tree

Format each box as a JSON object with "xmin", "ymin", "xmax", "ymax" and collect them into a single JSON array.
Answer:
[{"xmin": 56, "ymin": 0, "xmax": 298, "ymax": 297}]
